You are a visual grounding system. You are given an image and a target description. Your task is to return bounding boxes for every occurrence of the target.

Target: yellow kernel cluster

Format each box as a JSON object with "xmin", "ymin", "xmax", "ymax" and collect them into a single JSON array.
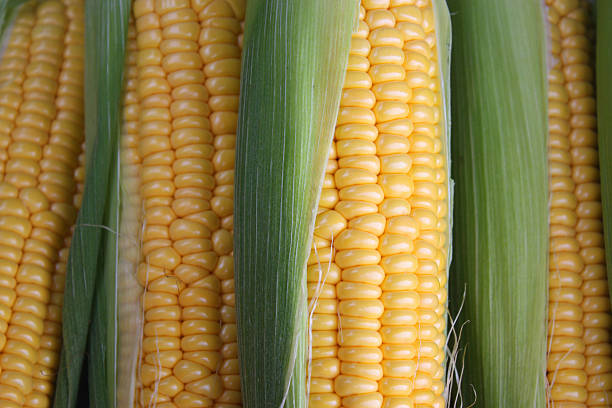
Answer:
[
  {"xmin": 546, "ymin": 0, "xmax": 612, "ymax": 406},
  {"xmin": 124, "ymin": 0, "xmax": 245, "ymax": 407},
  {"xmin": 0, "ymin": 0, "xmax": 85, "ymax": 406},
  {"xmin": 208, "ymin": 2, "xmax": 243, "ymax": 408},
  {"xmin": 307, "ymin": 0, "xmax": 448, "ymax": 407}
]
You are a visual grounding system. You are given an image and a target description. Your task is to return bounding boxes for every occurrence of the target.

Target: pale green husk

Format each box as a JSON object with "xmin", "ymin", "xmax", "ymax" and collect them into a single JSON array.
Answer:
[
  {"xmin": 447, "ymin": 0, "xmax": 549, "ymax": 406},
  {"xmin": 53, "ymin": 0, "xmax": 132, "ymax": 407},
  {"xmin": 234, "ymin": 1, "xmax": 358, "ymax": 407},
  {"xmin": 431, "ymin": 0, "xmax": 455, "ymax": 399},
  {"xmin": 597, "ymin": 1, "xmax": 612, "ymax": 300},
  {"xmin": 432, "ymin": 0, "xmax": 452, "ymax": 291},
  {"xmin": 431, "ymin": 0, "xmax": 454, "ymax": 382},
  {"xmin": 433, "ymin": 0, "xmax": 452, "ymax": 242}
]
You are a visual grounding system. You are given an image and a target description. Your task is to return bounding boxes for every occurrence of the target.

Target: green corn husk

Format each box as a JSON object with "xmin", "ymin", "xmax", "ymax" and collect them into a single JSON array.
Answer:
[
  {"xmin": 234, "ymin": 1, "xmax": 357, "ymax": 407},
  {"xmin": 597, "ymin": 0, "xmax": 612, "ymax": 300},
  {"xmin": 88, "ymin": 156, "xmax": 119, "ymax": 408},
  {"xmin": 447, "ymin": 0, "xmax": 549, "ymax": 406},
  {"xmin": 53, "ymin": 1, "xmax": 131, "ymax": 407}
]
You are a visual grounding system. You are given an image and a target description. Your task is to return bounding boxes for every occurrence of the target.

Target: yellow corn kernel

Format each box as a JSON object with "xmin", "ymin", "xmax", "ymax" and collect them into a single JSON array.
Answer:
[{"xmin": 546, "ymin": 2, "xmax": 611, "ymax": 405}]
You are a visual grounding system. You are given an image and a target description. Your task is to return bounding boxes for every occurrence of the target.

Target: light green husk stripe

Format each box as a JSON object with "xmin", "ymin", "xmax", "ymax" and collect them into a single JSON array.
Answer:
[
  {"xmin": 447, "ymin": 0, "xmax": 548, "ymax": 406},
  {"xmin": 53, "ymin": 0, "xmax": 131, "ymax": 407},
  {"xmin": 432, "ymin": 0, "xmax": 452, "ymax": 307},
  {"xmin": 431, "ymin": 0, "xmax": 453, "ymax": 392},
  {"xmin": 597, "ymin": 0, "xmax": 612, "ymax": 300},
  {"xmin": 234, "ymin": 1, "xmax": 357, "ymax": 407}
]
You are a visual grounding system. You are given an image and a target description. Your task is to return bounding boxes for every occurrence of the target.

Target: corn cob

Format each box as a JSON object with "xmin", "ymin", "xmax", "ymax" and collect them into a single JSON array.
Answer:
[
  {"xmin": 307, "ymin": 1, "xmax": 448, "ymax": 407},
  {"xmin": 0, "ymin": 0, "xmax": 84, "ymax": 406},
  {"xmin": 124, "ymin": 0, "xmax": 245, "ymax": 406},
  {"xmin": 546, "ymin": 0, "xmax": 612, "ymax": 406}
]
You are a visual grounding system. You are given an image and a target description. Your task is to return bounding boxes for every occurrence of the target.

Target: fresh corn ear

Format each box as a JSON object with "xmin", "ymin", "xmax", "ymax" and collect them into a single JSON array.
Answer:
[
  {"xmin": 0, "ymin": 0, "xmax": 85, "ymax": 407},
  {"xmin": 43, "ymin": 0, "xmax": 612, "ymax": 406},
  {"xmin": 545, "ymin": 1, "xmax": 612, "ymax": 405},
  {"xmin": 447, "ymin": 0, "xmax": 549, "ymax": 406},
  {"xmin": 109, "ymin": 0, "xmax": 248, "ymax": 406},
  {"xmin": 305, "ymin": 1, "xmax": 451, "ymax": 407},
  {"xmin": 99, "ymin": 0, "xmax": 453, "ymax": 407}
]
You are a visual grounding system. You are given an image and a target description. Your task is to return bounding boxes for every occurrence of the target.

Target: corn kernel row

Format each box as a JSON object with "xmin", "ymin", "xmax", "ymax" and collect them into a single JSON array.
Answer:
[
  {"xmin": 546, "ymin": 0, "xmax": 612, "ymax": 406},
  {"xmin": 0, "ymin": 3, "xmax": 35, "ymax": 179},
  {"xmin": 307, "ymin": 0, "xmax": 448, "ymax": 407},
  {"xmin": 307, "ymin": 128, "xmax": 341, "ymax": 406},
  {"xmin": 546, "ymin": 2, "xmax": 589, "ymax": 405},
  {"xmin": 126, "ymin": 0, "xmax": 245, "ymax": 407},
  {"xmin": 206, "ymin": 2, "xmax": 244, "ymax": 407},
  {"xmin": 0, "ymin": 0, "xmax": 84, "ymax": 406},
  {"xmin": 374, "ymin": 1, "xmax": 447, "ymax": 406},
  {"xmin": 28, "ymin": 2, "xmax": 85, "ymax": 406},
  {"xmin": 562, "ymin": 3, "xmax": 612, "ymax": 406},
  {"xmin": 0, "ymin": 15, "xmax": 40, "ymax": 403}
]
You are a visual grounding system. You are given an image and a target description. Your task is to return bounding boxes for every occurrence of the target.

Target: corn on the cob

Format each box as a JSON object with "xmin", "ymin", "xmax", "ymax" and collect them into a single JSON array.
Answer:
[
  {"xmin": 307, "ymin": 1, "xmax": 448, "ymax": 407},
  {"xmin": 0, "ymin": 0, "xmax": 84, "ymax": 406},
  {"xmin": 123, "ymin": 0, "xmax": 245, "ymax": 406},
  {"xmin": 546, "ymin": 1, "xmax": 612, "ymax": 406},
  {"xmin": 122, "ymin": 0, "xmax": 446, "ymax": 405}
]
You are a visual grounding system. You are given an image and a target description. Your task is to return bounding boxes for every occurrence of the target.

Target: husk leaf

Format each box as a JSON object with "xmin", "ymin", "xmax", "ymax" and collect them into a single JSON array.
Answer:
[
  {"xmin": 234, "ymin": 1, "xmax": 358, "ymax": 407},
  {"xmin": 447, "ymin": 0, "xmax": 549, "ymax": 406},
  {"xmin": 53, "ymin": 0, "xmax": 131, "ymax": 406}
]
